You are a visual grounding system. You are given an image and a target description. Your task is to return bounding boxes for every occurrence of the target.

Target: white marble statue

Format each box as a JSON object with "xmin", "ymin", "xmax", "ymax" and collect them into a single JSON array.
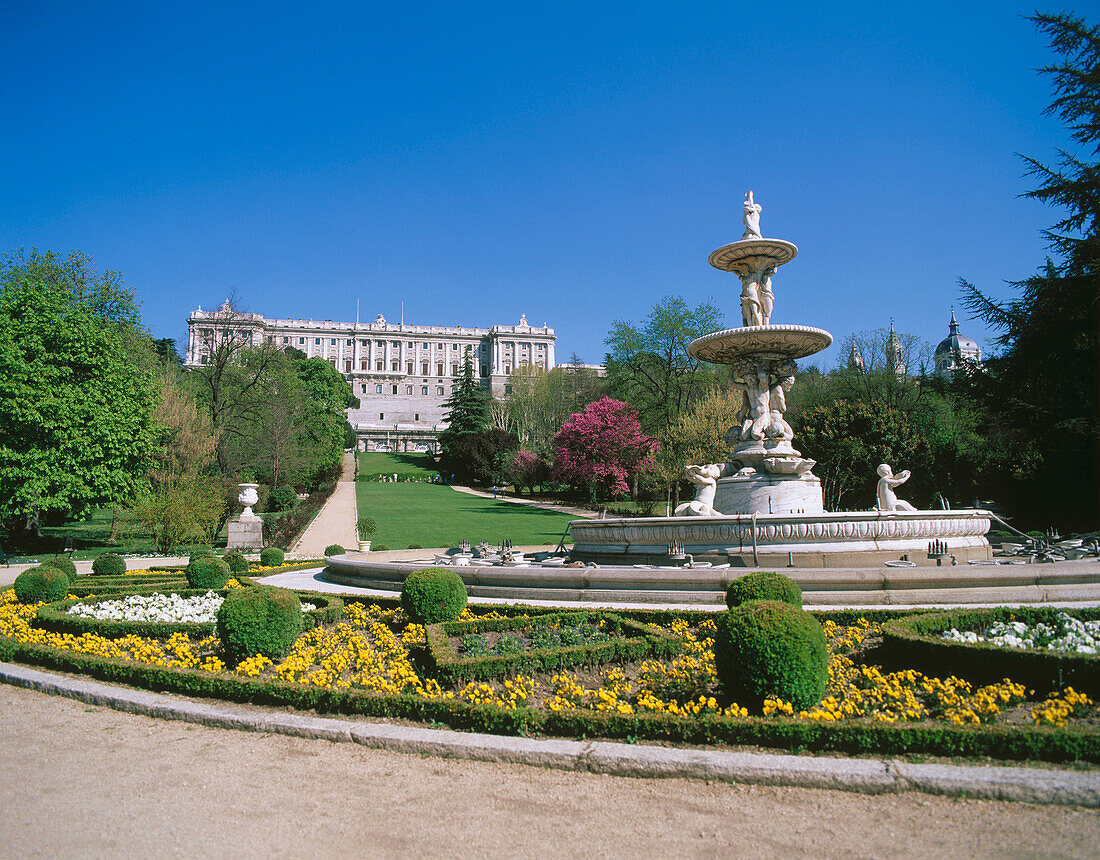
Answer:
[
  {"xmin": 766, "ymin": 371, "xmax": 795, "ymax": 442},
  {"xmin": 875, "ymin": 464, "xmax": 917, "ymax": 512},
  {"xmin": 730, "ymin": 366, "xmax": 771, "ymax": 441},
  {"xmin": 759, "ymin": 266, "xmax": 775, "ymax": 325},
  {"xmin": 741, "ymin": 190, "xmax": 762, "ymax": 239},
  {"xmin": 674, "ymin": 463, "xmax": 723, "ymax": 516},
  {"xmin": 740, "ymin": 272, "xmax": 764, "ymax": 327}
]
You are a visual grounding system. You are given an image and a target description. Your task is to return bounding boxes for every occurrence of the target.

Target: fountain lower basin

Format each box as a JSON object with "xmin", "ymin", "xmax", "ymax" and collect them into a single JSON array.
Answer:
[{"xmin": 568, "ymin": 509, "xmax": 993, "ymax": 568}]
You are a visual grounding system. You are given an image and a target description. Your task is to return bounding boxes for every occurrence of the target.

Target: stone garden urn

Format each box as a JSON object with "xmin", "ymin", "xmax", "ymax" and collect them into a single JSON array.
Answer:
[{"xmin": 238, "ymin": 483, "xmax": 260, "ymax": 519}]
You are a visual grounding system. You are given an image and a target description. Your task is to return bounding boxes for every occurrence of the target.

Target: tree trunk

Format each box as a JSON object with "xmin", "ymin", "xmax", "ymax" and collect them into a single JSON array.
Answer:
[{"xmin": 107, "ymin": 508, "xmax": 120, "ymax": 543}]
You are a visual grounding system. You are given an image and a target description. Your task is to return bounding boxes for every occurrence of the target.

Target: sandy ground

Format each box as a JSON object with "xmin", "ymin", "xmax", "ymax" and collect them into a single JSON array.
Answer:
[
  {"xmin": 1, "ymin": 684, "xmax": 1097, "ymax": 858},
  {"xmin": 292, "ymin": 453, "xmax": 359, "ymax": 555}
]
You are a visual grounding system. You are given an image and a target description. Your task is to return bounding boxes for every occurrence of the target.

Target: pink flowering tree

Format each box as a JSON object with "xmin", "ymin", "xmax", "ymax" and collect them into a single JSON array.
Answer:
[{"xmin": 552, "ymin": 398, "xmax": 659, "ymax": 500}]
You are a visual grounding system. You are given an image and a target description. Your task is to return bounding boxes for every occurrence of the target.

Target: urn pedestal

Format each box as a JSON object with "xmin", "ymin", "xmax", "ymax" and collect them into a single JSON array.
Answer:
[{"xmin": 227, "ymin": 483, "xmax": 263, "ymax": 550}]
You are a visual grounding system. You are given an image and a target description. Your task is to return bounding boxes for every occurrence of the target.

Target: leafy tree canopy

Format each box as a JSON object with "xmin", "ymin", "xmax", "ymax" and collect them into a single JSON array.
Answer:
[{"xmin": 0, "ymin": 250, "xmax": 158, "ymax": 529}]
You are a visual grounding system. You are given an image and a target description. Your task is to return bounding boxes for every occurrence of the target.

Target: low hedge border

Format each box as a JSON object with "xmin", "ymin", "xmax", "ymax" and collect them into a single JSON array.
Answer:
[
  {"xmin": 880, "ymin": 607, "xmax": 1100, "ymax": 696},
  {"xmin": 423, "ymin": 612, "xmax": 683, "ymax": 685},
  {"xmin": 0, "ymin": 633, "xmax": 1095, "ymax": 763},
  {"xmin": 33, "ymin": 591, "xmax": 344, "ymax": 640}
]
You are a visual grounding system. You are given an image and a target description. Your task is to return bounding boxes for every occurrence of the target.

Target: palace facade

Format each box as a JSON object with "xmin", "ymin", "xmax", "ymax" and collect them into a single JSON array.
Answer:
[{"xmin": 185, "ymin": 303, "xmax": 556, "ymax": 451}]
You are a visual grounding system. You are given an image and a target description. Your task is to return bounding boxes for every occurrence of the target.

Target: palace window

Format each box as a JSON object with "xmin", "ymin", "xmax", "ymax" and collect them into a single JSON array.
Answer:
[
  {"xmin": 391, "ymin": 360, "xmax": 399, "ymax": 371},
  {"xmin": 344, "ymin": 360, "xmax": 352, "ymax": 372},
  {"xmin": 391, "ymin": 384, "xmax": 398, "ymax": 395},
  {"xmin": 421, "ymin": 361, "xmax": 429, "ymax": 375},
  {"xmin": 436, "ymin": 386, "xmax": 444, "ymax": 395},
  {"xmin": 405, "ymin": 385, "xmax": 413, "ymax": 395},
  {"xmin": 436, "ymin": 363, "xmax": 444, "ymax": 376},
  {"xmin": 451, "ymin": 363, "xmax": 459, "ymax": 376},
  {"xmin": 375, "ymin": 384, "xmax": 383, "ymax": 394},
  {"xmin": 360, "ymin": 360, "xmax": 368, "ymax": 370},
  {"xmin": 376, "ymin": 361, "xmax": 384, "ymax": 371},
  {"xmin": 379, "ymin": 413, "xmax": 384, "ymax": 420},
  {"xmin": 361, "ymin": 339, "xmax": 369, "ymax": 346},
  {"xmin": 452, "ymin": 343, "xmax": 458, "ymax": 350},
  {"xmin": 421, "ymin": 386, "xmax": 428, "ymax": 395},
  {"xmin": 314, "ymin": 338, "xmax": 321, "ymax": 345},
  {"xmin": 299, "ymin": 338, "xmax": 305, "ymax": 344},
  {"xmin": 414, "ymin": 413, "xmax": 420, "ymax": 421},
  {"xmin": 346, "ymin": 339, "xmax": 353, "ymax": 346},
  {"xmin": 330, "ymin": 338, "xmax": 337, "ymax": 345},
  {"xmin": 407, "ymin": 342, "xmax": 414, "ymax": 348},
  {"xmin": 361, "ymin": 384, "xmax": 367, "ymax": 393},
  {"xmin": 282, "ymin": 337, "xmax": 289, "ymax": 343},
  {"xmin": 407, "ymin": 361, "xmax": 414, "ymax": 375}
]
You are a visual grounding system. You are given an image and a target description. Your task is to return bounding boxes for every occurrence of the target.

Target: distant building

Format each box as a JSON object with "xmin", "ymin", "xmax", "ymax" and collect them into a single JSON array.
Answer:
[
  {"xmin": 933, "ymin": 310, "xmax": 982, "ymax": 379},
  {"xmin": 185, "ymin": 302, "xmax": 556, "ymax": 451}
]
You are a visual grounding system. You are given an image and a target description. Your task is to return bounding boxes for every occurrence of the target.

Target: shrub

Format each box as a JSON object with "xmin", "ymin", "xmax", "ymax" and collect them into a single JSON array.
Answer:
[
  {"xmin": 714, "ymin": 600, "xmax": 828, "ymax": 711},
  {"xmin": 91, "ymin": 553, "xmax": 126, "ymax": 577},
  {"xmin": 14, "ymin": 565, "xmax": 70, "ymax": 604},
  {"xmin": 324, "ymin": 544, "xmax": 345, "ymax": 557},
  {"xmin": 216, "ymin": 586, "xmax": 303, "ymax": 663},
  {"xmin": 357, "ymin": 517, "xmax": 377, "ymax": 539},
  {"xmin": 401, "ymin": 568, "xmax": 468, "ymax": 623},
  {"xmin": 373, "ymin": 543, "xmax": 390, "ymax": 551},
  {"xmin": 268, "ymin": 485, "xmax": 298, "ymax": 512},
  {"xmin": 725, "ymin": 571, "xmax": 802, "ymax": 610},
  {"xmin": 186, "ymin": 557, "xmax": 230, "ymax": 589},
  {"xmin": 44, "ymin": 557, "xmax": 77, "ymax": 583},
  {"xmin": 407, "ymin": 543, "xmax": 423, "ymax": 549},
  {"xmin": 259, "ymin": 547, "xmax": 285, "ymax": 567},
  {"xmin": 188, "ymin": 547, "xmax": 216, "ymax": 565},
  {"xmin": 223, "ymin": 551, "xmax": 250, "ymax": 574}
]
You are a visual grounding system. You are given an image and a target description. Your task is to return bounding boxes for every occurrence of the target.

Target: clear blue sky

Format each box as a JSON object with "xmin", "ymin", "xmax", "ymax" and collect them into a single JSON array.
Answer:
[{"xmin": 0, "ymin": 1, "xmax": 1075, "ymax": 369}]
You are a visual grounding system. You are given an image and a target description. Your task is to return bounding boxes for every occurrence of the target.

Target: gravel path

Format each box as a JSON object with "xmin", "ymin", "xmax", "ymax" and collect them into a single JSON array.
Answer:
[
  {"xmin": 291, "ymin": 453, "xmax": 359, "ymax": 555},
  {"xmin": 2, "ymin": 683, "xmax": 1096, "ymax": 858}
]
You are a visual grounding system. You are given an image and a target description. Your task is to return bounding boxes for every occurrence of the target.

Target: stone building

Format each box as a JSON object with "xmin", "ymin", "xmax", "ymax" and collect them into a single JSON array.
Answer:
[
  {"xmin": 933, "ymin": 310, "xmax": 982, "ymax": 379},
  {"xmin": 185, "ymin": 302, "xmax": 555, "ymax": 451}
]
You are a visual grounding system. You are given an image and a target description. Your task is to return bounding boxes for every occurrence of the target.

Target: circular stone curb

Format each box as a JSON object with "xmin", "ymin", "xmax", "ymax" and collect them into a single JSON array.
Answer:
[{"xmin": 1, "ymin": 662, "xmax": 1097, "ymax": 807}]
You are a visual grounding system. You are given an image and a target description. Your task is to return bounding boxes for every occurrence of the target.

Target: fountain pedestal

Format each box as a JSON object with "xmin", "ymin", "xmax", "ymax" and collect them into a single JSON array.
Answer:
[{"xmin": 715, "ymin": 472, "xmax": 824, "ymax": 515}]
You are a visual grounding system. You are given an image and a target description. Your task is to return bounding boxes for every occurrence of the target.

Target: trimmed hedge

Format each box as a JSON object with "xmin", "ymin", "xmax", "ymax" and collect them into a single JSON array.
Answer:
[
  {"xmin": 188, "ymin": 547, "xmax": 216, "ymax": 565},
  {"xmin": 880, "ymin": 607, "xmax": 1100, "ymax": 696},
  {"xmin": 217, "ymin": 586, "xmax": 303, "ymax": 663},
  {"xmin": 92, "ymin": 553, "xmax": 127, "ymax": 577},
  {"xmin": 424, "ymin": 612, "xmax": 682, "ymax": 685},
  {"xmin": 14, "ymin": 566, "xmax": 70, "ymax": 604},
  {"xmin": 259, "ymin": 547, "xmax": 285, "ymax": 567},
  {"xmin": 0, "ymin": 630, "xmax": 1096, "ymax": 764},
  {"xmin": 44, "ymin": 558, "xmax": 78, "ymax": 582},
  {"xmin": 223, "ymin": 552, "xmax": 250, "ymax": 574},
  {"xmin": 401, "ymin": 568, "xmax": 467, "ymax": 623},
  {"xmin": 186, "ymin": 557, "xmax": 230, "ymax": 589},
  {"xmin": 324, "ymin": 544, "xmax": 345, "ymax": 557},
  {"xmin": 725, "ymin": 571, "xmax": 802, "ymax": 609},
  {"xmin": 34, "ymin": 590, "xmax": 344, "ymax": 640},
  {"xmin": 715, "ymin": 601, "xmax": 829, "ymax": 710}
]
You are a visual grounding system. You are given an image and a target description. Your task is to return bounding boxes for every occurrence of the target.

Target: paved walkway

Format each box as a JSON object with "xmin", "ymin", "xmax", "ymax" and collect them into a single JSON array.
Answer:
[{"xmin": 291, "ymin": 453, "xmax": 359, "ymax": 555}]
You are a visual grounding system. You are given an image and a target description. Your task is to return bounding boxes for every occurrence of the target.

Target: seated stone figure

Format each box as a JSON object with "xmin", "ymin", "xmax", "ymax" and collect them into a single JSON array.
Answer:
[
  {"xmin": 674, "ymin": 463, "xmax": 724, "ymax": 517},
  {"xmin": 875, "ymin": 464, "xmax": 917, "ymax": 512}
]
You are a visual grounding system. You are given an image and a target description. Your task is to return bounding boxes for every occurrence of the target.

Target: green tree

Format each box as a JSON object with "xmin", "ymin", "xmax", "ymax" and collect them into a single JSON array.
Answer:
[
  {"xmin": 657, "ymin": 388, "xmax": 742, "ymax": 506},
  {"xmin": 438, "ymin": 350, "xmax": 491, "ymax": 477},
  {"xmin": 0, "ymin": 250, "xmax": 158, "ymax": 535},
  {"xmin": 959, "ymin": 12, "xmax": 1100, "ymax": 529},
  {"xmin": 497, "ymin": 362, "xmax": 607, "ymax": 462},
  {"xmin": 604, "ymin": 296, "xmax": 726, "ymax": 435}
]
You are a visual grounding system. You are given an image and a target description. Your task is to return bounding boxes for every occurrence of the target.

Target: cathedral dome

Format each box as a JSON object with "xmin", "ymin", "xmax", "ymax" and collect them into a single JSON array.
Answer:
[{"xmin": 934, "ymin": 310, "xmax": 981, "ymax": 377}]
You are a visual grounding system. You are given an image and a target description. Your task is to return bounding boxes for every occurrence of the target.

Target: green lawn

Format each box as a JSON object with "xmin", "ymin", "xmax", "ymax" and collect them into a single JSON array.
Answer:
[
  {"xmin": 356, "ymin": 482, "xmax": 575, "ymax": 549},
  {"xmin": 25, "ymin": 507, "xmax": 214, "ymax": 559},
  {"xmin": 357, "ymin": 451, "xmax": 439, "ymax": 479}
]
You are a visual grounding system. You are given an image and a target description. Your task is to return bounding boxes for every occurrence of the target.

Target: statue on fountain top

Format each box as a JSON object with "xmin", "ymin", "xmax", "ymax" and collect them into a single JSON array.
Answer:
[{"xmin": 742, "ymin": 190, "xmax": 762, "ymax": 240}]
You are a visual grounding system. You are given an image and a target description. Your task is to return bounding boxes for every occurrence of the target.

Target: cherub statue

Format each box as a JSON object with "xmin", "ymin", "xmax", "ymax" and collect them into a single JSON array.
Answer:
[
  {"xmin": 875, "ymin": 464, "xmax": 917, "ymax": 512},
  {"xmin": 742, "ymin": 190, "xmax": 762, "ymax": 239},
  {"xmin": 674, "ymin": 464, "xmax": 723, "ymax": 517}
]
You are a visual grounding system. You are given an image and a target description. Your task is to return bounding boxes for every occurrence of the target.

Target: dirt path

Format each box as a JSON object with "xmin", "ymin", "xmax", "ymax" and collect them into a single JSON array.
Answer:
[
  {"xmin": 291, "ymin": 453, "xmax": 359, "ymax": 555},
  {"xmin": 1, "ymin": 684, "xmax": 1095, "ymax": 858}
]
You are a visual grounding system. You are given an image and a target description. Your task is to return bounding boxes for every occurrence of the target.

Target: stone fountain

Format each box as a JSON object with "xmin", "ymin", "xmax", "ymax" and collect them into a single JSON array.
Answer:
[{"xmin": 568, "ymin": 192, "xmax": 993, "ymax": 567}]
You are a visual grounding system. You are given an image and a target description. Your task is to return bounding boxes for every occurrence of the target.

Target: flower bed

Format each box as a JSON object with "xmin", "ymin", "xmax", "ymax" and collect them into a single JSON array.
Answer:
[
  {"xmin": 423, "ymin": 612, "xmax": 682, "ymax": 685},
  {"xmin": 942, "ymin": 613, "xmax": 1100, "ymax": 655},
  {"xmin": 66, "ymin": 591, "xmax": 318, "ymax": 624},
  {"xmin": 0, "ymin": 588, "xmax": 1097, "ymax": 762},
  {"xmin": 880, "ymin": 607, "xmax": 1100, "ymax": 696}
]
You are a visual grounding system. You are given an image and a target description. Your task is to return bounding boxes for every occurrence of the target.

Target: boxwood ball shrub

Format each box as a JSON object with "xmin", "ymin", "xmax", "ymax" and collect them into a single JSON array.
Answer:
[
  {"xmin": 91, "ymin": 553, "xmax": 126, "ymax": 577},
  {"xmin": 324, "ymin": 544, "xmax": 345, "ymax": 557},
  {"xmin": 223, "ymin": 551, "xmax": 250, "ymax": 574},
  {"xmin": 401, "ymin": 567, "xmax": 468, "ymax": 623},
  {"xmin": 259, "ymin": 547, "xmax": 285, "ymax": 567},
  {"xmin": 216, "ymin": 586, "xmax": 303, "ymax": 663},
  {"xmin": 714, "ymin": 600, "xmax": 828, "ymax": 711},
  {"xmin": 43, "ymin": 558, "xmax": 77, "ymax": 583},
  {"xmin": 14, "ymin": 565, "xmax": 70, "ymax": 604},
  {"xmin": 725, "ymin": 571, "xmax": 802, "ymax": 610},
  {"xmin": 186, "ymin": 556, "xmax": 230, "ymax": 589}
]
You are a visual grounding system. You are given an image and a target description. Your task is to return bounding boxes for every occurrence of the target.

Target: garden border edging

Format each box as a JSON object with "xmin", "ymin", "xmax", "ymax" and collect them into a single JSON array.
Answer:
[{"xmin": 2, "ymin": 661, "xmax": 1097, "ymax": 807}]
